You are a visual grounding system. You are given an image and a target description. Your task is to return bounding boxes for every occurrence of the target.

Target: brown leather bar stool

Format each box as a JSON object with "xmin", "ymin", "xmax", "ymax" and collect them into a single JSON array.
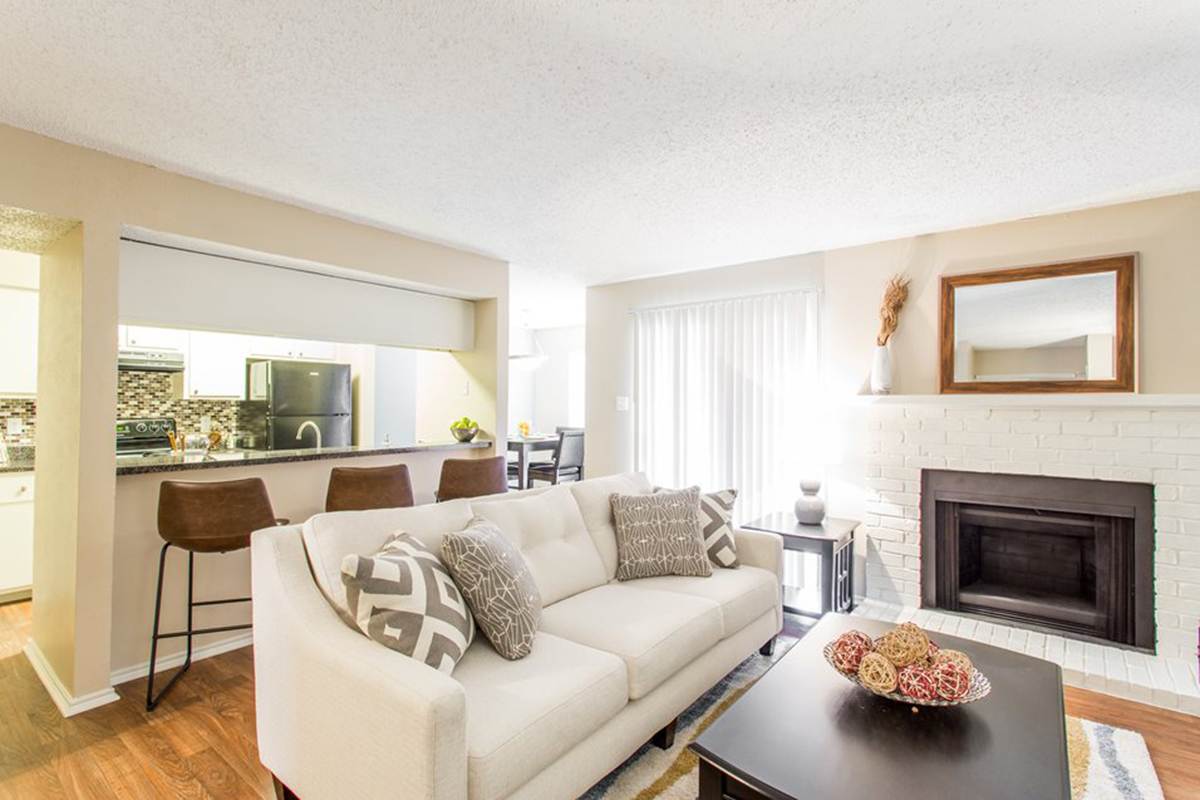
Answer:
[
  {"xmin": 436, "ymin": 456, "xmax": 508, "ymax": 501},
  {"xmin": 325, "ymin": 463, "xmax": 415, "ymax": 512},
  {"xmin": 147, "ymin": 477, "xmax": 280, "ymax": 711}
]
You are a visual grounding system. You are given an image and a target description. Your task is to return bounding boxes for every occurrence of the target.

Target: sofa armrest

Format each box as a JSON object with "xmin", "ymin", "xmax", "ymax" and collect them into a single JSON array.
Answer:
[
  {"xmin": 252, "ymin": 525, "xmax": 467, "ymax": 800},
  {"xmin": 734, "ymin": 526, "xmax": 784, "ymax": 578}
]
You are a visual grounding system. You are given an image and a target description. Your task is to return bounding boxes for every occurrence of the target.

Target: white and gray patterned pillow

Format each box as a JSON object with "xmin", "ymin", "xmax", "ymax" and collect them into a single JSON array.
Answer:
[
  {"xmin": 341, "ymin": 532, "xmax": 475, "ymax": 674},
  {"xmin": 656, "ymin": 486, "xmax": 739, "ymax": 568},
  {"xmin": 441, "ymin": 516, "xmax": 542, "ymax": 660},
  {"xmin": 611, "ymin": 487, "xmax": 713, "ymax": 581}
]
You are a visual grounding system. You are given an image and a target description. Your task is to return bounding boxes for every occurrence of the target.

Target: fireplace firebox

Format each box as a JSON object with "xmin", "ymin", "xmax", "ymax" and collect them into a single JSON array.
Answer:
[{"xmin": 920, "ymin": 470, "xmax": 1154, "ymax": 650}]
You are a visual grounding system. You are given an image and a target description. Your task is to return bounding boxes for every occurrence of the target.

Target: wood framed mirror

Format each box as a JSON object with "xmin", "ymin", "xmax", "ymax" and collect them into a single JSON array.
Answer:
[{"xmin": 940, "ymin": 255, "xmax": 1135, "ymax": 394}]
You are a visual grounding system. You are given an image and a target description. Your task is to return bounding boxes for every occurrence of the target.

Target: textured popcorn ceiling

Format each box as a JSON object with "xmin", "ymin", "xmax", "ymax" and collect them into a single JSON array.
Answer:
[
  {"xmin": 2, "ymin": 2, "xmax": 1199, "ymax": 325},
  {"xmin": 0, "ymin": 206, "xmax": 78, "ymax": 253}
]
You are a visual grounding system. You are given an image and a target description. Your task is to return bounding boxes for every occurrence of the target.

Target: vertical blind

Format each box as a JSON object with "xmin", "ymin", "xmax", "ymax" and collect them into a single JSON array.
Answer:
[{"xmin": 633, "ymin": 290, "xmax": 823, "ymax": 524}]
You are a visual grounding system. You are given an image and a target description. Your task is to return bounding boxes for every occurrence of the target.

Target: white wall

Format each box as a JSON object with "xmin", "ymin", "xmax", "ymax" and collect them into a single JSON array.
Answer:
[
  {"xmin": 533, "ymin": 325, "xmax": 586, "ymax": 432},
  {"xmin": 373, "ymin": 345, "xmax": 418, "ymax": 447}
]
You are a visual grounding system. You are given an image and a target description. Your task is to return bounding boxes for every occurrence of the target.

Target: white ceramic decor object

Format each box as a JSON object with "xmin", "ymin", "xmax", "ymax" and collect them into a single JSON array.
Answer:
[
  {"xmin": 794, "ymin": 479, "xmax": 825, "ymax": 525},
  {"xmin": 870, "ymin": 344, "xmax": 892, "ymax": 395}
]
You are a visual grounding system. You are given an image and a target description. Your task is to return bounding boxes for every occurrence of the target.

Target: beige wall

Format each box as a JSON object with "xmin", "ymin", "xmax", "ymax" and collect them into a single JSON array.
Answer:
[
  {"xmin": 586, "ymin": 191, "xmax": 1200, "ymax": 516},
  {"xmin": 0, "ymin": 123, "xmax": 509, "ymax": 703}
]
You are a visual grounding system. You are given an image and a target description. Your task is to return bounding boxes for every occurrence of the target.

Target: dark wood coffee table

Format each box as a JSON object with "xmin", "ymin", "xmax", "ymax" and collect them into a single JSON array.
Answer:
[{"xmin": 690, "ymin": 614, "xmax": 1069, "ymax": 800}]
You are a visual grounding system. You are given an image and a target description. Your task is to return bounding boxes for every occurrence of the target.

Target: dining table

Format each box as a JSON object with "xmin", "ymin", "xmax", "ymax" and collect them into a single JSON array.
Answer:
[{"xmin": 507, "ymin": 436, "xmax": 558, "ymax": 490}]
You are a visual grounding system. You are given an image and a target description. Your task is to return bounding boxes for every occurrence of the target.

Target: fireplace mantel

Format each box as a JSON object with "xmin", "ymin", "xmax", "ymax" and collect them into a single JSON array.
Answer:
[{"xmin": 853, "ymin": 393, "xmax": 1200, "ymax": 407}]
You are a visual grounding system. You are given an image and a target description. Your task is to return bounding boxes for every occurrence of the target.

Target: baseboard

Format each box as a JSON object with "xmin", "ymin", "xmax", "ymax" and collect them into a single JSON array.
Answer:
[
  {"xmin": 109, "ymin": 631, "xmax": 255, "ymax": 687},
  {"xmin": 0, "ymin": 585, "xmax": 32, "ymax": 605},
  {"xmin": 23, "ymin": 639, "xmax": 121, "ymax": 718}
]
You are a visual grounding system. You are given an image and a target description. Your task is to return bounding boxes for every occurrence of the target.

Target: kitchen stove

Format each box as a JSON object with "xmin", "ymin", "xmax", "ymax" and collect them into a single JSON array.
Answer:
[{"xmin": 116, "ymin": 418, "xmax": 177, "ymax": 456}]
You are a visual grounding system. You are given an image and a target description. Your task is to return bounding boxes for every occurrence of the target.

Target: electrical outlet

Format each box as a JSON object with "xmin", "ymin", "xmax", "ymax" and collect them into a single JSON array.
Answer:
[
  {"xmin": 6, "ymin": 418, "xmax": 23, "ymax": 436},
  {"xmin": 463, "ymin": 380, "xmax": 471, "ymax": 396},
  {"xmin": 615, "ymin": 396, "xmax": 630, "ymax": 412},
  {"xmin": 199, "ymin": 416, "xmax": 212, "ymax": 434}
]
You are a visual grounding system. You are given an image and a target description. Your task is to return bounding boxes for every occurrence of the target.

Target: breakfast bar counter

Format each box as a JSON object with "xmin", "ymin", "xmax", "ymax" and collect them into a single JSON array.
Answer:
[{"xmin": 115, "ymin": 440, "xmax": 490, "ymax": 475}]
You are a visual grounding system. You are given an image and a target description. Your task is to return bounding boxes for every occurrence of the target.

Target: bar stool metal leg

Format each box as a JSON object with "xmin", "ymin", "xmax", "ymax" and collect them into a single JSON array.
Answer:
[{"xmin": 147, "ymin": 545, "xmax": 249, "ymax": 711}]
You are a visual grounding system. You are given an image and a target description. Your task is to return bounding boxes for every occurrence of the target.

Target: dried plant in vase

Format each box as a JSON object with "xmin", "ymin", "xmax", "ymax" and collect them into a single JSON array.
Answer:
[{"xmin": 870, "ymin": 273, "xmax": 912, "ymax": 394}]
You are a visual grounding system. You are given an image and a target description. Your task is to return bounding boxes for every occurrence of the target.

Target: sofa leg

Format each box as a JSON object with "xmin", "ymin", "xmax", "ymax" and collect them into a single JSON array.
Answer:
[
  {"xmin": 273, "ymin": 774, "xmax": 299, "ymax": 800},
  {"xmin": 759, "ymin": 636, "xmax": 776, "ymax": 657},
  {"xmin": 650, "ymin": 717, "xmax": 678, "ymax": 750}
]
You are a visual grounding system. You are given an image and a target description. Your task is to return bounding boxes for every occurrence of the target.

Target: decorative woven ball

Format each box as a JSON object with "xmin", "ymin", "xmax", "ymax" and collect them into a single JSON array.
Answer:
[
  {"xmin": 896, "ymin": 664, "xmax": 938, "ymax": 702},
  {"xmin": 875, "ymin": 622, "xmax": 930, "ymax": 667},
  {"xmin": 933, "ymin": 661, "xmax": 971, "ymax": 701},
  {"xmin": 921, "ymin": 638, "xmax": 941, "ymax": 667},
  {"xmin": 932, "ymin": 648, "xmax": 975, "ymax": 677},
  {"xmin": 857, "ymin": 652, "xmax": 898, "ymax": 694},
  {"xmin": 830, "ymin": 632, "xmax": 873, "ymax": 675},
  {"xmin": 844, "ymin": 630, "xmax": 874, "ymax": 652}
]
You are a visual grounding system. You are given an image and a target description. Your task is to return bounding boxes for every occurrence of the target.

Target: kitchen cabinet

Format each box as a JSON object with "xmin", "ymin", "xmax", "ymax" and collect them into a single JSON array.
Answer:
[
  {"xmin": 0, "ymin": 287, "xmax": 38, "ymax": 396},
  {"xmin": 186, "ymin": 331, "xmax": 250, "ymax": 399},
  {"xmin": 0, "ymin": 473, "xmax": 34, "ymax": 601},
  {"xmin": 248, "ymin": 335, "xmax": 338, "ymax": 361},
  {"xmin": 122, "ymin": 325, "xmax": 190, "ymax": 351}
]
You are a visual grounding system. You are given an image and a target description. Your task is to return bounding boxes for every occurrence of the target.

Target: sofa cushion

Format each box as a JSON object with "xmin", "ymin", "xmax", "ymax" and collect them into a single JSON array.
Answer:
[
  {"xmin": 471, "ymin": 484, "xmax": 607, "ymax": 606},
  {"xmin": 454, "ymin": 633, "xmax": 627, "ymax": 800},
  {"xmin": 341, "ymin": 533, "xmax": 474, "ymax": 673},
  {"xmin": 568, "ymin": 472, "xmax": 653, "ymax": 579},
  {"xmin": 538, "ymin": 584, "xmax": 722, "ymax": 699},
  {"xmin": 622, "ymin": 565, "xmax": 778, "ymax": 638},
  {"xmin": 611, "ymin": 487, "xmax": 712, "ymax": 581},
  {"xmin": 302, "ymin": 500, "xmax": 475, "ymax": 617},
  {"xmin": 442, "ymin": 517, "xmax": 542, "ymax": 660}
]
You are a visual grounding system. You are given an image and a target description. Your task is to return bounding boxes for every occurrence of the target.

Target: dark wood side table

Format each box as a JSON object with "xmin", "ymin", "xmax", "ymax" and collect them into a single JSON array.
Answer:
[{"xmin": 743, "ymin": 513, "xmax": 858, "ymax": 616}]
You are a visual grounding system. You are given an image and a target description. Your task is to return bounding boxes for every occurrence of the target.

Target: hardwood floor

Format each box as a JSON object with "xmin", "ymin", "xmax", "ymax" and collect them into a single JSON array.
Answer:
[{"xmin": 1, "ymin": 599, "xmax": 1198, "ymax": 799}]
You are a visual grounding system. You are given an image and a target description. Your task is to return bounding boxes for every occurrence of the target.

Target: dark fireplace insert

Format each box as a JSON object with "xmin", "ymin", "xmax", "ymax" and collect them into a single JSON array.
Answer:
[{"xmin": 920, "ymin": 470, "xmax": 1154, "ymax": 650}]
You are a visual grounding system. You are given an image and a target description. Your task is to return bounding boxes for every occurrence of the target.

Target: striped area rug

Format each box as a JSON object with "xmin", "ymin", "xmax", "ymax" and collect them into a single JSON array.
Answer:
[{"xmin": 582, "ymin": 617, "xmax": 1164, "ymax": 800}]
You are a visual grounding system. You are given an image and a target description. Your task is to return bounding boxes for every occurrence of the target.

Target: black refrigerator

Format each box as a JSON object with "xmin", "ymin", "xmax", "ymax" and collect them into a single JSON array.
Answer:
[{"xmin": 242, "ymin": 360, "xmax": 352, "ymax": 450}]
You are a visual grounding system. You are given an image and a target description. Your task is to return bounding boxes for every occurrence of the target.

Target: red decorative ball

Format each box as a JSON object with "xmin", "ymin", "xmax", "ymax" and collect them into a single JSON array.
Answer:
[
  {"xmin": 896, "ymin": 664, "xmax": 938, "ymax": 701},
  {"xmin": 933, "ymin": 661, "xmax": 971, "ymax": 701},
  {"xmin": 831, "ymin": 632, "xmax": 873, "ymax": 675},
  {"xmin": 844, "ymin": 630, "xmax": 873, "ymax": 651}
]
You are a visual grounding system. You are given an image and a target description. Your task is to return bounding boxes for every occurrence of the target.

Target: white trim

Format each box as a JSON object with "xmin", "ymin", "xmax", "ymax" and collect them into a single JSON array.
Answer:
[
  {"xmin": 23, "ymin": 639, "xmax": 120, "ymax": 718},
  {"xmin": 0, "ymin": 585, "xmax": 32, "ymax": 605},
  {"xmin": 109, "ymin": 631, "xmax": 254, "ymax": 687},
  {"xmin": 851, "ymin": 393, "xmax": 1200, "ymax": 407}
]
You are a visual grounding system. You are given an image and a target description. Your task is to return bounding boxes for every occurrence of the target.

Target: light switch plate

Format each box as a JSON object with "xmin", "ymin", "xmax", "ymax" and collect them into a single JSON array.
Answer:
[{"xmin": 615, "ymin": 396, "xmax": 630, "ymax": 412}]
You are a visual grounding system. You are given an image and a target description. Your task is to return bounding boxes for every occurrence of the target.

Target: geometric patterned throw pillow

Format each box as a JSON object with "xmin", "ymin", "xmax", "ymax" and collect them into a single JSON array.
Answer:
[
  {"xmin": 441, "ymin": 516, "xmax": 542, "ymax": 661},
  {"xmin": 611, "ymin": 487, "xmax": 713, "ymax": 581},
  {"xmin": 654, "ymin": 486, "xmax": 739, "ymax": 568},
  {"xmin": 341, "ymin": 532, "xmax": 475, "ymax": 674}
]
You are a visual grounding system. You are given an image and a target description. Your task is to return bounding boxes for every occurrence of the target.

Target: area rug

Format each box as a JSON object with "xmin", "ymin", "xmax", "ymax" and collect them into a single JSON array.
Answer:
[{"xmin": 581, "ymin": 617, "xmax": 1164, "ymax": 800}]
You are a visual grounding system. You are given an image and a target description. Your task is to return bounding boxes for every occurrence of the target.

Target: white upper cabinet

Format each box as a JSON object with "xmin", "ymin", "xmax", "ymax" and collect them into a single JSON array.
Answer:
[
  {"xmin": 123, "ymin": 325, "xmax": 190, "ymax": 351},
  {"xmin": 186, "ymin": 331, "xmax": 250, "ymax": 399},
  {"xmin": 0, "ymin": 287, "xmax": 38, "ymax": 396},
  {"xmin": 247, "ymin": 335, "xmax": 337, "ymax": 361}
]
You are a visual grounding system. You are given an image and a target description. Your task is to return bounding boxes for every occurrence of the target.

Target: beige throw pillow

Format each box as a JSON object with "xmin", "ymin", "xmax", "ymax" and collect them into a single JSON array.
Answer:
[
  {"xmin": 611, "ymin": 487, "xmax": 713, "ymax": 580},
  {"xmin": 441, "ymin": 516, "xmax": 542, "ymax": 660}
]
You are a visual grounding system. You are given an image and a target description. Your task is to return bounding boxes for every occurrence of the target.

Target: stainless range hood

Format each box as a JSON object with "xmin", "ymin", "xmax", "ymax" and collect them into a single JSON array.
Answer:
[{"xmin": 117, "ymin": 347, "xmax": 185, "ymax": 372}]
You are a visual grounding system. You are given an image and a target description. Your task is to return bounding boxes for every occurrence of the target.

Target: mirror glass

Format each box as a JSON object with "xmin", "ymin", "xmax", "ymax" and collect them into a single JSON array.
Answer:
[{"xmin": 953, "ymin": 272, "xmax": 1117, "ymax": 383}]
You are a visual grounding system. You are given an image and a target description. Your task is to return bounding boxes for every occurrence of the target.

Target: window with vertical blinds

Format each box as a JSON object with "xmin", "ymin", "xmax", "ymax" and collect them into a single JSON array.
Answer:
[{"xmin": 632, "ymin": 290, "xmax": 823, "ymax": 524}]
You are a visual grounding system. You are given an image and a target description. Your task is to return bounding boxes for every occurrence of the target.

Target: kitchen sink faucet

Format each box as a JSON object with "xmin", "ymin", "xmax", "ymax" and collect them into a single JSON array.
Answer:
[{"xmin": 296, "ymin": 420, "xmax": 321, "ymax": 450}]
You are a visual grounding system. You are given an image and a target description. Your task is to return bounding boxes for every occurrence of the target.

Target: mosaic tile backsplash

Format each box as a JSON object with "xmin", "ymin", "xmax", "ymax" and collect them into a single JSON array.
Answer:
[
  {"xmin": 117, "ymin": 371, "xmax": 240, "ymax": 437},
  {"xmin": 0, "ymin": 398, "xmax": 36, "ymax": 443}
]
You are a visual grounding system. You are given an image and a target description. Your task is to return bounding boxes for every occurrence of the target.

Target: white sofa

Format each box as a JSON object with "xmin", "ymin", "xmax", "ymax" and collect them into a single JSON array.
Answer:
[{"xmin": 252, "ymin": 472, "xmax": 783, "ymax": 800}]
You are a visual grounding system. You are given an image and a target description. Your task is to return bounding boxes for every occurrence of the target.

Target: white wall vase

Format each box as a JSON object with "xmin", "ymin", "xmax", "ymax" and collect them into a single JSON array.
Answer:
[
  {"xmin": 794, "ymin": 479, "xmax": 826, "ymax": 525},
  {"xmin": 870, "ymin": 344, "xmax": 892, "ymax": 395}
]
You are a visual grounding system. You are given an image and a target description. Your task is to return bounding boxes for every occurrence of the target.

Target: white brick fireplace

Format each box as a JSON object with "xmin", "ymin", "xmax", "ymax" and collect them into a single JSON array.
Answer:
[{"xmin": 861, "ymin": 396, "xmax": 1200, "ymax": 713}]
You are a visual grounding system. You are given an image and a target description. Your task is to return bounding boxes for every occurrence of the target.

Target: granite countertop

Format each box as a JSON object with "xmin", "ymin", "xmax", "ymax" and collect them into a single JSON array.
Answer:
[
  {"xmin": 116, "ymin": 440, "xmax": 492, "ymax": 476},
  {"xmin": 0, "ymin": 445, "xmax": 35, "ymax": 474}
]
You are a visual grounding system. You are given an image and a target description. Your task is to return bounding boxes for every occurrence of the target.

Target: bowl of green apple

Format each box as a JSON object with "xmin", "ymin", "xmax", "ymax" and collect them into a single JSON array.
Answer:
[{"xmin": 450, "ymin": 417, "xmax": 480, "ymax": 443}]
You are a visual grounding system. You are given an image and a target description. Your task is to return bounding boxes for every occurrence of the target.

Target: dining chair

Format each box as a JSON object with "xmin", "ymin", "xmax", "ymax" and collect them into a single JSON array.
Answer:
[{"xmin": 528, "ymin": 430, "xmax": 585, "ymax": 485}]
